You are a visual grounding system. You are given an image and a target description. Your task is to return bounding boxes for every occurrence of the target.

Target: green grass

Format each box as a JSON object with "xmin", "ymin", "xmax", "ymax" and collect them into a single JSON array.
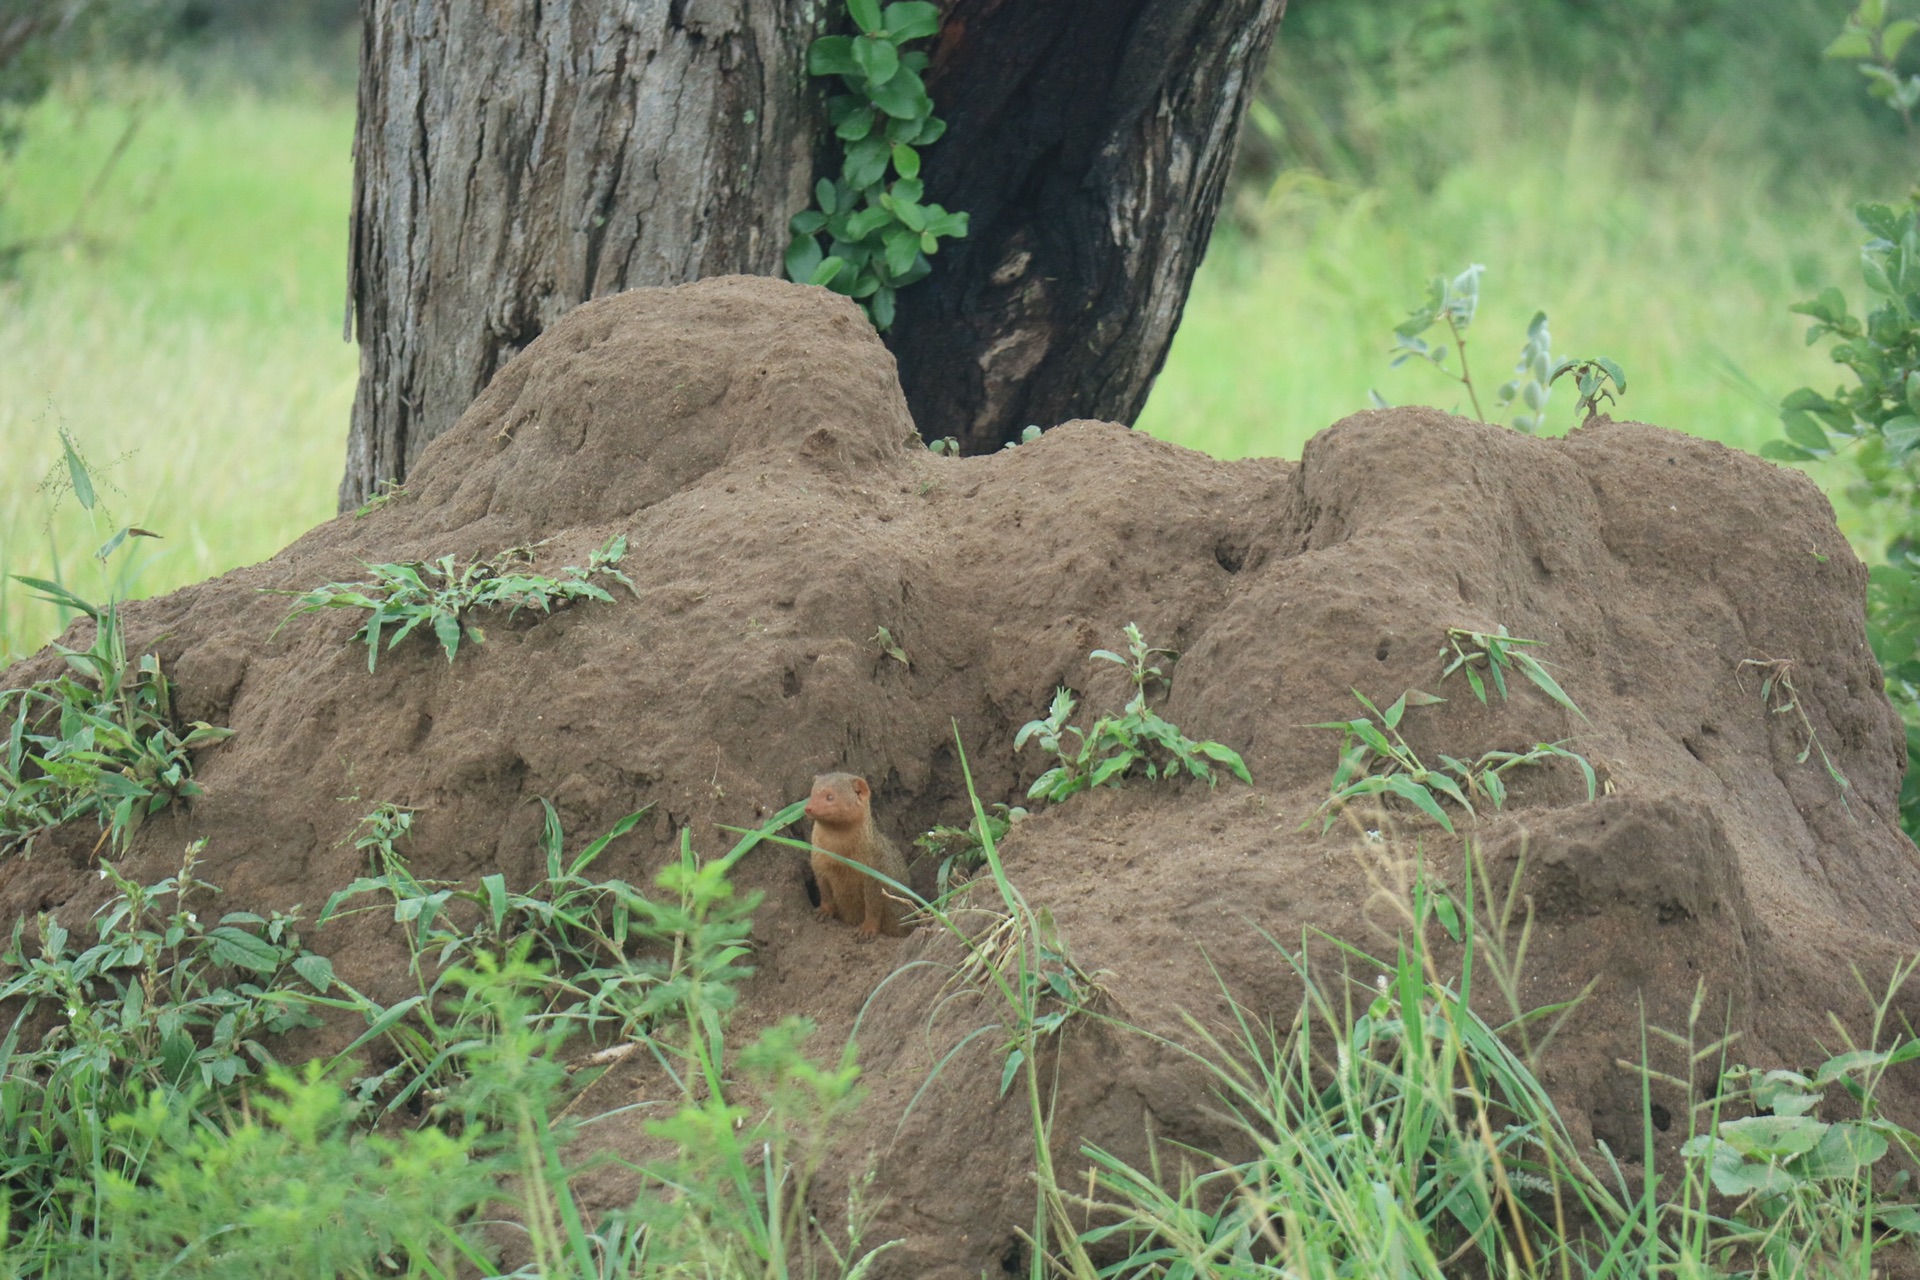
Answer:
[{"xmin": 0, "ymin": 64, "xmax": 354, "ymax": 663}]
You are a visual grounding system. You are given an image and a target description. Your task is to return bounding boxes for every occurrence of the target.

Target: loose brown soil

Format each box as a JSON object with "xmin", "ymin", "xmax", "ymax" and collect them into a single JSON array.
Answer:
[{"xmin": 6, "ymin": 276, "xmax": 1918, "ymax": 1276}]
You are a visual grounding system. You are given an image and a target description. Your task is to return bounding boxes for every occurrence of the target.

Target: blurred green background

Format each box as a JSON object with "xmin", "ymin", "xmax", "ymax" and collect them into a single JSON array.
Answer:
[{"xmin": 0, "ymin": 0, "xmax": 1912, "ymax": 660}]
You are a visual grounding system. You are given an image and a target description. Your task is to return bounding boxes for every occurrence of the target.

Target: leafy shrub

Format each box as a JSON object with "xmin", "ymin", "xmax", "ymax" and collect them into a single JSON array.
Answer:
[
  {"xmin": 1764, "ymin": 2, "xmax": 1920, "ymax": 838},
  {"xmin": 1384, "ymin": 263, "xmax": 1625, "ymax": 432},
  {"xmin": 915, "ymin": 801, "xmax": 1024, "ymax": 898},
  {"xmin": 318, "ymin": 798, "xmax": 803, "ymax": 1116},
  {"xmin": 0, "ymin": 843, "xmax": 332, "ymax": 1264},
  {"xmin": 275, "ymin": 535, "xmax": 633, "ymax": 672},
  {"xmin": 784, "ymin": 0, "xmax": 969, "ymax": 330},
  {"xmin": 2, "ymin": 435, "xmax": 232, "ymax": 857},
  {"xmin": 1015, "ymin": 623, "xmax": 1250, "ymax": 804},
  {"xmin": 88, "ymin": 1063, "xmax": 492, "ymax": 1278}
]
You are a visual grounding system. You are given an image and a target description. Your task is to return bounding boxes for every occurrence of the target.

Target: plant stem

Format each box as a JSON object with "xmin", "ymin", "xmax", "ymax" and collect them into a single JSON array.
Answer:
[{"xmin": 1446, "ymin": 314, "xmax": 1487, "ymax": 422}]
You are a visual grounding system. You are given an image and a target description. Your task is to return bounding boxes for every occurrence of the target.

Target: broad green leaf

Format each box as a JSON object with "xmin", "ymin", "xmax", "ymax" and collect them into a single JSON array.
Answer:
[
  {"xmin": 845, "ymin": 206, "xmax": 893, "ymax": 240},
  {"xmin": 1813, "ymin": 1047, "xmax": 1895, "ymax": 1084},
  {"xmin": 809, "ymin": 256, "xmax": 847, "ymax": 288},
  {"xmin": 1384, "ymin": 775, "xmax": 1453, "ymax": 831},
  {"xmin": 483, "ymin": 873, "xmax": 508, "ymax": 931},
  {"xmin": 1688, "ymin": 1138, "xmax": 1800, "ymax": 1198},
  {"xmin": 1426, "ymin": 772, "xmax": 1472, "ymax": 814},
  {"xmin": 807, "ymin": 35, "xmax": 860, "ymax": 77},
  {"xmin": 849, "ymin": 0, "xmax": 883, "ymax": 31},
  {"xmin": 1884, "ymin": 415, "xmax": 1920, "ymax": 460},
  {"xmin": 835, "ymin": 105, "xmax": 876, "ymax": 141},
  {"xmin": 1788, "ymin": 1120, "xmax": 1886, "ymax": 1180},
  {"xmin": 293, "ymin": 953, "xmax": 336, "ymax": 992},
  {"xmin": 868, "ymin": 64, "xmax": 927, "ymax": 119},
  {"xmin": 207, "ymin": 925, "xmax": 287, "ymax": 974},
  {"xmin": 1515, "ymin": 652, "xmax": 1587, "ymax": 721},
  {"xmin": 1714, "ymin": 1114, "xmax": 1827, "ymax": 1160},
  {"xmin": 1880, "ymin": 1204, "xmax": 1920, "ymax": 1233},
  {"xmin": 1781, "ymin": 408, "xmax": 1832, "ymax": 453},
  {"xmin": 1887, "ymin": 18, "xmax": 1919, "ymax": 62},
  {"xmin": 884, "ymin": 227, "xmax": 920, "ymax": 276},
  {"xmin": 852, "ymin": 34, "xmax": 899, "ymax": 87},
  {"xmin": 891, "ymin": 141, "xmax": 921, "ymax": 180},
  {"xmin": 883, "ymin": 1, "xmax": 939, "ymax": 40},
  {"xmin": 1196, "ymin": 741, "xmax": 1251, "ymax": 783},
  {"xmin": 432, "ymin": 610, "xmax": 463, "ymax": 661},
  {"xmin": 844, "ymin": 135, "xmax": 891, "ymax": 189}
]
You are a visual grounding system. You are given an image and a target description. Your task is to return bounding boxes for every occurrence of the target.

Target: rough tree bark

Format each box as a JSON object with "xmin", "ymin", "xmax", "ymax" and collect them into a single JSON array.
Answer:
[{"xmin": 342, "ymin": 0, "xmax": 1286, "ymax": 509}]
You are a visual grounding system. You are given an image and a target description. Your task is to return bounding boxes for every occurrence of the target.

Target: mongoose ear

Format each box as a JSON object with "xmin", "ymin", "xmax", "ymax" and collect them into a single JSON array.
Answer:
[{"xmin": 853, "ymin": 776, "xmax": 871, "ymax": 800}]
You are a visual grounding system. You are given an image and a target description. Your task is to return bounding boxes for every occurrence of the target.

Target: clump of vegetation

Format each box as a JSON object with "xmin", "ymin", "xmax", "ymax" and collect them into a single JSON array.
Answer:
[
  {"xmin": 915, "ymin": 799, "xmax": 1024, "ymax": 897},
  {"xmin": 275, "ymin": 534, "xmax": 633, "ymax": 672},
  {"xmin": 1765, "ymin": 1, "xmax": 1920, "ymax": 839},
  {"xmin": 1312, "ymin": 687, "xmax": 1595, "ymax": 834},
  {"xmin": 1739, "ymin": 655, "xmax": 1855, "ymax": 812},
  {"xmin": 1016, "ymin": 623, "xmax": 1251, "ymax": 805},
  {"xmin": 0, "ymin": 841, "xmax": 334, "ymax": 1257},
  {"xmin": 1441, "ymin": 624, "xmax": 1588, "ymax": 720},
  {"xmin": 1315, "ymin": 628, "xmax": 1596, "ymax": 833},
  {"xmin": 319, "ymin": 797, "xmax": 802, "ymax": 1115},
  {"xmin": 1, "ymin": 433, "xmax": 232, "ymax": 858},
  {"xmin": 0, "ymin": 799, "xmax": 881, "ymax": 1276},
  {"xmin": 785, "ymin": 0, "xmax": 969, "ymax": 330},
  {"xmin": 1073, "ymin": 848, "xmax": 1920, "ymax": 1278},
  {"xmin": 1383, "ymin": 262, "xmax": 1625, "ymax": 431}
]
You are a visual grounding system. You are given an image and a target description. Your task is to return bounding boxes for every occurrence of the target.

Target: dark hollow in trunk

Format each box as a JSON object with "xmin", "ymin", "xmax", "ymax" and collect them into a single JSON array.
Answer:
[
  {"xmin": 341, "ymin": 0, "xmax": 1285, "ymax": 509},
  {"xmin": 890, "ymin": 0, "xmax": 1284, "ymax": 452}
]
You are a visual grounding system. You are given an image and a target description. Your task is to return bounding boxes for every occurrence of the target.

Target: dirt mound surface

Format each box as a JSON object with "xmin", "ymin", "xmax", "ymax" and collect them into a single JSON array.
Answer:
[{"xmin": 7, "ymin": 275, "xmax": 1920, "ymax": 1275}]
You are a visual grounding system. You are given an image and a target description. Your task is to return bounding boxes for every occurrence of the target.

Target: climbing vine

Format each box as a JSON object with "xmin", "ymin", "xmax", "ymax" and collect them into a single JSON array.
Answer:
[{"xmin": 784, "ymin": 0, "xmax": 969, "ymax": 330}]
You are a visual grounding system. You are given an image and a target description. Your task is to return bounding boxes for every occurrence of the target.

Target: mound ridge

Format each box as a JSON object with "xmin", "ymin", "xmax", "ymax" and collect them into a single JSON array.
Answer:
[{"xmin": 5, "ymin": 274, "xmax": 1918, "ymax": 1276}]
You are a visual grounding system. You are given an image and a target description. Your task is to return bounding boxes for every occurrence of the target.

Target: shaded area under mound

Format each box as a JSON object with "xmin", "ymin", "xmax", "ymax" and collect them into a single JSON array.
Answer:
[{"xmin": 6, "ymin": 276, "xmax": 1919, "ymax": 1276}]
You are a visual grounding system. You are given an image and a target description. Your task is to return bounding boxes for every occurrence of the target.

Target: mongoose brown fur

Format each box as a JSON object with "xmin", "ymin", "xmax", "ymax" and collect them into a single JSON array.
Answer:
[{"xmin": 805, "ymin": 772, "xmax": 911, "ymax": 940}]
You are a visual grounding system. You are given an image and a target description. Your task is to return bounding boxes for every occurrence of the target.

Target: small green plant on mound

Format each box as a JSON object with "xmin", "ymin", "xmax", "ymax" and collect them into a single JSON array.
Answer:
[
  {"xmin": 1383, "ymin": 263, "xmax": 1626, "ymax": 432},
  {"xmin": 275, "ymin": 534, "xmax": 634, "ymax": 673},
  {"xmin": 1441, "ymin": 624, "xmax": 1589, "ymax": 720},
  {"xmin": 1016, "ymin": 623, "xmax": 1251, "ymax": 805},
  {"xmin": 1, "ymin": 434, "xmax": 233, "ymax": 858},
  {"xmin": 1739, "ymin": 655, "xmax": 1855, "ymax": 813},
  {"xmin": 915, "ymin": 799, "xmax": 1025, "ymax": 898},
  {"xmin": 785, "ymin": 0, "xmax": 969, "ymax": 330},
  {"xmin": 1313, "ymin": 688, "xmax": 1595, "ymax": 833}
]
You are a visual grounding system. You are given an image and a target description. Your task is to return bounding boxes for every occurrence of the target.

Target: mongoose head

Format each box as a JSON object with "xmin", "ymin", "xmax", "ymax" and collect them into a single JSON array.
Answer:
[{"xmin": 805, "ymin": 772, "xmax": 871, "ymax": 827}]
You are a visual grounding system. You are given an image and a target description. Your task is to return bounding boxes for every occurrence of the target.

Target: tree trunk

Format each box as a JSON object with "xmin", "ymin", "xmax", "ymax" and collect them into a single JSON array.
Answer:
[{"xmin": 342, "ymin": 0, "xmax": 1285, "ymax": 509}]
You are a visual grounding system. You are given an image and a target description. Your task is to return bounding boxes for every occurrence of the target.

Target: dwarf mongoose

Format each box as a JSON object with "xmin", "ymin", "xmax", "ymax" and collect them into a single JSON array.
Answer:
[{"xmin": 805, "ymin": 772, "xmax": 911, "ymax": 940}]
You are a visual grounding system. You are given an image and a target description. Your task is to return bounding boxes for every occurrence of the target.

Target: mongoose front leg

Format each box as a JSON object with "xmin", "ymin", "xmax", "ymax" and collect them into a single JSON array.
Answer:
[
  {"xmin": 857, "ymin": 874, "xmax": 894, "ymax": 941},
  {"xmin": 813, "ymin": 862, "xmax": 840, "ymax": 922}
]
